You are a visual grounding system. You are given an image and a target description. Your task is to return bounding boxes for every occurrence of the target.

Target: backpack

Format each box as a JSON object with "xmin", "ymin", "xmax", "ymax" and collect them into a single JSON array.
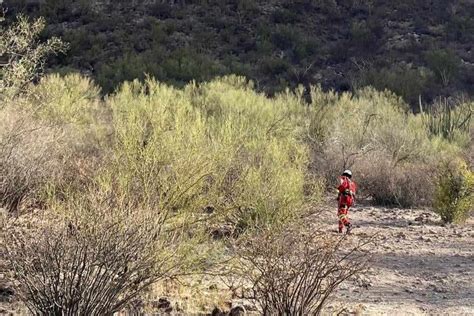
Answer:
[{"xmin": 338, "ymin": 176, "xmax": 356, "ymax": 196}]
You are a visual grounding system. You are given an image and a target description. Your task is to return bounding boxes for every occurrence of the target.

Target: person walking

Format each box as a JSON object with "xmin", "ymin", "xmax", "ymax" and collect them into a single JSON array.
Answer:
[{"xmin": 337, "ymin": 169, "xmax": 356, "ymax": 234}]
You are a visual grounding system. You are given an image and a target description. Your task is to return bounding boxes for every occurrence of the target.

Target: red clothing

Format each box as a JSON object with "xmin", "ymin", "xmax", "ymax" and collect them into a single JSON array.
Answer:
[
  {"xmin": 337, "ymin": 176, "xmax": 356, "ymax": 207},
  {"xmin": 337, "ymin": 176, "xmax": 356, "ymax": 233}
]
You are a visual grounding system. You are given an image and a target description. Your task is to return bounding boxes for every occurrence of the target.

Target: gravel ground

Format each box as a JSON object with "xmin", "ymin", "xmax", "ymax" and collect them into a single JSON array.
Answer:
[{"xmin": 319, "ymin": 199, "xmax": 474, "ymax": 315}]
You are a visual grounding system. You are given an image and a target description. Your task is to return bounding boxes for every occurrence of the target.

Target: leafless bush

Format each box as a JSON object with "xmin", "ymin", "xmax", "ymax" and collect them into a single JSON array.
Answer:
[
  {"xmin": 234, "ymin": 226, "xmax": 370, "ymax": 315},
  {"xmin": 2, "ymin": 191, "xmax": 198, "ymax": 315},
  {"xmin": 357, "ymin": 156, "xmax": 435, "ymax": 207}
]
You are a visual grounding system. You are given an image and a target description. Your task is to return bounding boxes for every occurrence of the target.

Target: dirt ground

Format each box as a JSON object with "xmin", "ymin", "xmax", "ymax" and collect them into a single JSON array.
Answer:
[
  {"xmin": 320, "ymin": 198, "xmax": 474, "ymax": 315},
  {"xmin": 1, "ymin": 202, "xmax": 473, "ymax": 315}
]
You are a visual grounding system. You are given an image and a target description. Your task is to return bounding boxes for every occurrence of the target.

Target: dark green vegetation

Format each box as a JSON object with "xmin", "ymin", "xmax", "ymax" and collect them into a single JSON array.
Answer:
[{"xmin": 3, "ymin": 0, "xmax": 474, "ymax": 107}]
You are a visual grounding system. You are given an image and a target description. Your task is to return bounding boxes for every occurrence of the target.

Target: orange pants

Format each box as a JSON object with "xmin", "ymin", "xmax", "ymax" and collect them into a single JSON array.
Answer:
[{"xmin": 337, "ymin": 205, "xmax": 351, "ymax": 233}]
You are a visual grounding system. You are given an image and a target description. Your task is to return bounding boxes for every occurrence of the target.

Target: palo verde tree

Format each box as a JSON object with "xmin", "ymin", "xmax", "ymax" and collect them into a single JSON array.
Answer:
[{"xmin": 0, "ymin": 13, "xmax": 67, "ymax": 102}]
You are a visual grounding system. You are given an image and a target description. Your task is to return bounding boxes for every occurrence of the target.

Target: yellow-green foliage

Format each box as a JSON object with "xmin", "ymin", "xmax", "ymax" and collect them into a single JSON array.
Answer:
[
  {"xmin": 101, "ymin": 76, "xmax": 315, "ymax": 232},
  {"xmin": 314, "ymin": 88, "xmax": 432, "ymax": 177},
  {"xmin": 434, "ymin": 159, "xmax": 474, "ymax": 223},
  {"xmin": 30, "ymin": 73, "xmax": 101, "ymax": 125},
  {"xmin": 420, "ymin": 99, "xmax": 473, "ymax": 147},
  {"xmin": 328, "ymin": 88, "xmax": 429, "ymax": 166},
  {"xmin": 309, "ymin": 87, "xmax": 465, "ymax": 206}
]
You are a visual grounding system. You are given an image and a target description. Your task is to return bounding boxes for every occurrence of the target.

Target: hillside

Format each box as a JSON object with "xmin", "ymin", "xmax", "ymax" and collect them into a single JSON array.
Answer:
[{"xmin": 3, "ymin": 0, "xmax": 474, "ymax": 107}]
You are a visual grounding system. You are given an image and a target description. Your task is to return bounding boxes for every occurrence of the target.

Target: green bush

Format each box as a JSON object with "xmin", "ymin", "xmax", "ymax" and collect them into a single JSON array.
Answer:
[
  {"xmin": 309, "ymin": 87, "xmax": 462, "ymax": 206},
  {"xmin": 434, "ymin": 159, "xmax": 473, "ymax": 223},
  {"xmin": 0, "ymin": 15, "xmax": 67, "ymax": 100},
  {"xmin": 420, "ymin": 99, "xmax": 473, "ymax": 145},
  {"xmin": 356, "ymin": 65, "xmax": 432, "ymax": 106},
  {"xmin": 100, "ymin": 76, "xmax": 317, "ymax": 232},
  {"xmin": 425, "ymin": 49, "xmax": 461, "ymax": 87},
  {"xmin": 30, "ymin": 73, "xmax": 102, "ymax": 125}
]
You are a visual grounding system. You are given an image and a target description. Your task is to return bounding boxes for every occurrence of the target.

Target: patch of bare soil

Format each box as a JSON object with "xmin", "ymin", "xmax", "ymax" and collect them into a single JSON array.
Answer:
[
  {"xmin": 318, "ymin": 198, "xmax": 474, "ymax": 315},
  {"xmin": 1, "ymin": 203, "xmax": 473, "ymax": 315}
]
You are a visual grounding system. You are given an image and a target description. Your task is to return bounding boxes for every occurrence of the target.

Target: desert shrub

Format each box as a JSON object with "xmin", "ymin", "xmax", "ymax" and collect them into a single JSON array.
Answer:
[
  {"xmin": 2, "ymin": 188, "xmax": 205, "ymax": 315},
  {"xmin": 271, "ymin": 25, "xmax": 301, "ymax": 51},
  {"xmin": 434, "ymin": 159, "xmax": 473, "ymax": 223},
  {"xmin": 2, "ymin": 75, "xmax": 318, "ymax": 312},
  {"xmin": 0, "ymin": 104, "xmax": 68, "ymax": 212},
  {"xmin": 0, "ymin": 16, "xmax": 77, "ymax": 211},
  {"xmin": 425, "ymin": 49, "xmax": 461, "ymax": 87},
  {"xmin": 234, "ymin": 225, "xmax": 370, "ymax": 315},
  {"xmin": 271, "ymin": 8, "xmax": 298, "ymax": 24},
  {"xmin": 420, "ymin": 98, "xmax": 473, "ymax": 145},
  {"xmin": 261, "ymin": 57, "xmax": 290, "ymax": 76},
  {"xmin": 357, "ymin": 155, "xmax": 435, "ymax": 207},
  {"xmin": 0, "ymin": 73, "xmax": 110, "ymax": 212},
  {"xmin": 446, "ymin": 15, "xmax": 474, "ymax": 43},
  {"xmin": 350, "ymin": 20, "xmax": 381, "ymax": 51},
  {"xmin": 29, "ymin": 73, "xmax": 102, "ymax": 125},
  {"xmin": 0, "ymin": 15, "xmax": 67, "ymax": 100},
  {"xmin": 356, "ymin": 65, "xmax": 432, "ymax": 106},
  {"xmin": 311, "ymin": 87, "xmax": 453, "ymax": 206},
  {"xmin": 102, "ymin": 76, "xmax": 317, "ymax": 232}
]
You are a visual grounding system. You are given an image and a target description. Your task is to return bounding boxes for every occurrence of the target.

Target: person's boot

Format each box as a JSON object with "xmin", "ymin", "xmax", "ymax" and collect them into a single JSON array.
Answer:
[
  {"xmin": 346, "ymin": 223, "xmax": 352, "ymax": 234},
  {"xmin": 338, "ymin": 227, "xmax": 343, "ymax": 233}
]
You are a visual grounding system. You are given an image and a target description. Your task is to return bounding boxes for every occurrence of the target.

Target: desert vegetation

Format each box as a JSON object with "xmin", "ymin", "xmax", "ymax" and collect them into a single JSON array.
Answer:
[
  {"xmin": 1, "ymin": 12, "xmax": 473, "ymax": 315},
  {"xmin": 3, "ymin": 0, "xmax": 473, "ymax": 106}
]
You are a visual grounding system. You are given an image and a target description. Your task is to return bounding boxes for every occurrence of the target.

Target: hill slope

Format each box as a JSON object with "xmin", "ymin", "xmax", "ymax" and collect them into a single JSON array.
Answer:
[{"xmin": 4, "ymin": 0, "xmax": 474, "ymax": 106}]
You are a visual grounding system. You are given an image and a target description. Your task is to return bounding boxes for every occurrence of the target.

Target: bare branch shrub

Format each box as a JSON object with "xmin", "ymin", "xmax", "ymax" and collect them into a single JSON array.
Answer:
[
  {"xmin": 356, "ymin": 153, "xmax": 436, "ymax": 207},
  {"xmin": 0, "ymin": 104, "xmax": 67, "ymax": 212},
  {"xmin": 234, "ymin": 226, "xmax": 370, "ymax": 315},
  {"xmin": 2, "ymin": 189, "xmax": 202, "ymax": 315},
  {"xmin": 0, "ymin": 16, "xmax": 76, "ymax": 212},
  {"xmin": 309, "ymin": 87, "xmax": 463, "ymax": 207}
]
